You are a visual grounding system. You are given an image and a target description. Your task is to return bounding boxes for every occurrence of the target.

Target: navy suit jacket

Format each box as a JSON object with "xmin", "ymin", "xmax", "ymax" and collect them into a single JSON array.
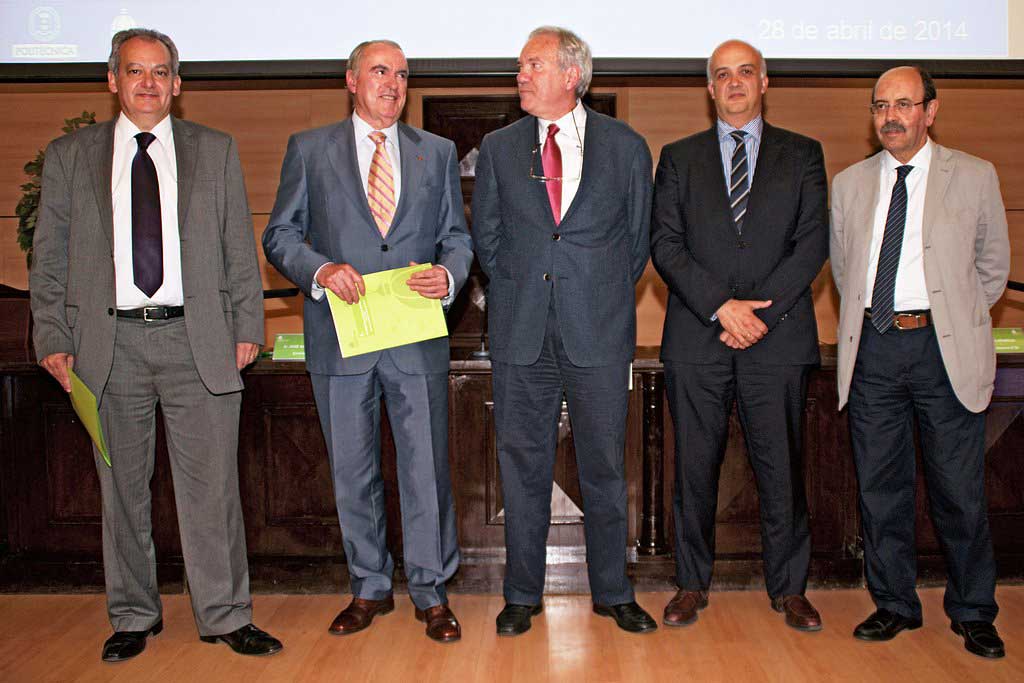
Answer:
[
  {"xmin": 471, "ymin": 107, "xmax": 652, "ymax": 367},
  {"xmin": 263, "ymin": 119, "xmax": 473, "ymax": 376},
  {"xmin": 651, "ymin": 123, "xmax": 828, "ymax": 366}
]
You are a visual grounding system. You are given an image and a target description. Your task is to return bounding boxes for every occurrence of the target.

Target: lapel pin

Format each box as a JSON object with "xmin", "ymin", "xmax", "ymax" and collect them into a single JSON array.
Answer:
[{"xmin": 417, "ymin": 155, "xmax": 424, "ymax": 161}]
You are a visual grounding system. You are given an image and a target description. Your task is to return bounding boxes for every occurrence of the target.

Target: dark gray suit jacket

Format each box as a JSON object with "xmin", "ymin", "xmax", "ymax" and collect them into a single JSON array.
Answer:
[
  {"xmin": 30, "ymin": 117, "xmax": 264, "ymax": 398},
  {"xmin": 262, "ymin": 119, "xmax": 473, "ymax": 376},
  {"xmin": 651, "ymin": 123, "xmax": 828, "ymax": 366},
  {"xmin": 471, "ymin": 107, "xmax": 652, "ymax": 367}
]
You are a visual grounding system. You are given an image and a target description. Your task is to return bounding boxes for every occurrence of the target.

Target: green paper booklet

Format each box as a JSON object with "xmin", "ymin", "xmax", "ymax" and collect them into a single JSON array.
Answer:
[
  {"xmin": 994, "ymin": 328, "xmax": 1024, "ymax": 353},
  {"xmin": 326, "ymin": 264, "xmax": 448, "ymax": 358},
  {"xmin": 271, "ymin": 333, "xmax": 306, "ymax": 361},
  {"xmin": 68, "ymin": 368, "xmax": 110, "ymax": 467}
]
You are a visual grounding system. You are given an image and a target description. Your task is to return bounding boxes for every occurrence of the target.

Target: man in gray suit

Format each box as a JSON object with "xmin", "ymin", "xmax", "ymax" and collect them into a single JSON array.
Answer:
[
  {"xmin": 472, "ymin": 26, "xmax": 656, "ymax": 636},
  {"xmin": 831, "ymin": 66, "xmax": 1009, "ymax": 658},
  {"xmin": 262, "ymin": 40, "xmax": 473, "ymax": 643},
  {"xmin": 30, "ymin": 29, "xmax": 281, "ymax": 661}
]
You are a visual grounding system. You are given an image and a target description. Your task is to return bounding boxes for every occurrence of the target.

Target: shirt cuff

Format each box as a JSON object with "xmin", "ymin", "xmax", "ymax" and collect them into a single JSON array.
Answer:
[
  {"xmin": 311, "ymin": 263, "xmax": 329, "ymax": 301},
  {"xmin": 440, "ymin": 265, "xmax": 455, "ymax": 308}
]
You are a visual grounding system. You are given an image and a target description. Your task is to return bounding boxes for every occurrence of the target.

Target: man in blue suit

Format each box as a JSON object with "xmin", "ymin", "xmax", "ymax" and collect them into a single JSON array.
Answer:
[
  {"xmin": 263, "ymin": 39, "xmax": 473, "ymax": 643},
  {"xmin": 472, "ymin": 26, "xmax": 655, "ymax": 636}
]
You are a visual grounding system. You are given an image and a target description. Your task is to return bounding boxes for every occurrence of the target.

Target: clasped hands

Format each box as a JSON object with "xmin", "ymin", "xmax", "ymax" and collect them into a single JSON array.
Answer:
[
  {"xmin": 316, "ymin": 261, "xmax": 449, "ymax": 304},
  {"xmin": 715, "ymin": 298, "xmax": 773, "ymax": 350}
]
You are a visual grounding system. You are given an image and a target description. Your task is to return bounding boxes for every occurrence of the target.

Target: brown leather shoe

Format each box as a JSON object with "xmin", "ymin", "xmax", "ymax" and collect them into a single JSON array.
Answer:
[
  {"xmin": 771, "ymin": 595, "xmax": 822, "ymax": 632},
  {"xmin": 663, "ymin": 590, "xmax": 708, "ymax": 627},
  {"xmin": 328, "ymin": 595, "xmax": 395, "ymax": 635},
  {"xmin": 415, "ymin": 604, "xmax": 461, "ymax": 643}
]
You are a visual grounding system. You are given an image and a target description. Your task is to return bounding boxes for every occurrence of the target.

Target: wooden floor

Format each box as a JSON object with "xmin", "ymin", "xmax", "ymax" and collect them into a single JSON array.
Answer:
[{"xmin": 0, "ymin": 587, "xmax": 1020, "ymax": 682}]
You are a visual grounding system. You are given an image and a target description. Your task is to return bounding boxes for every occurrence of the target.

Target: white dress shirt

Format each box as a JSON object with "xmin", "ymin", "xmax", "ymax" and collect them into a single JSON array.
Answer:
[
  {"xmin": 536, "ymin": 100, "xmax": 587, "ymax": 220},
  {"xmin": 863, "ymin": 139, "xmax": 933, "ymax": 311},
  {"xmin": 312, "ymin": 112, "xmax": 453, "ymax": 304},
  {"xmin": 111, "ymin": 113, "xmax": 183, "ymax": 308}
]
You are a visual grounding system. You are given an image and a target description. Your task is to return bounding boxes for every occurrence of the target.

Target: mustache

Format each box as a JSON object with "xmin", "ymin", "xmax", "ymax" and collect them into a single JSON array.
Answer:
[{"xmin": 881, "ymin": 121, "xmax": 906, "ymax": 134}]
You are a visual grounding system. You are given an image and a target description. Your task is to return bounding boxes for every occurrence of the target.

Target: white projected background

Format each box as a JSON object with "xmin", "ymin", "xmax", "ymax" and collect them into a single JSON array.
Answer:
[{"xmin": 0, "ymin": 0, "xmax": 1010, "ymax": 63}]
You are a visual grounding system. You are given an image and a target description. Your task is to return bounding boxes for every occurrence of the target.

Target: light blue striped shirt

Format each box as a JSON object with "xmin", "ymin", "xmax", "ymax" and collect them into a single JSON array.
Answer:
[{"xmin": 717, "ymin": 115, "xmax": 763, "ymax": 190}]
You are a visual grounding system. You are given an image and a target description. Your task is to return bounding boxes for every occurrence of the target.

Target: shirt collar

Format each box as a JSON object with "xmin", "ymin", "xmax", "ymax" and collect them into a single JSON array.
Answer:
[
  {"xmin": 353, "ymin": 112, "xmax": 400, "ymax": 146},
  {"xmin": 717, "ymin": 115, "xmax": 763, "ymax": 143},
  {"xmin": 882, "ymin": 137, "xmax": 933, "ymax": 175},
  {"xmin": 536, "ymin": 100, "xmax": 586, "ymax": 142},
  {"xmin": 115, "ymin": 112, "xmax": 173, "ymax": 150}
]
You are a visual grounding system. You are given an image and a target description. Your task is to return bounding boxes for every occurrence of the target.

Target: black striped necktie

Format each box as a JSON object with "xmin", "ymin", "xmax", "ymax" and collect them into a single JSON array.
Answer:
[
  {"xmin": 870, "ymin": 164, "xmax": 914, "ymax": 333},
  {"xmin": 729, "ymin": 130, "xmax": 749, "ymax": 232}
]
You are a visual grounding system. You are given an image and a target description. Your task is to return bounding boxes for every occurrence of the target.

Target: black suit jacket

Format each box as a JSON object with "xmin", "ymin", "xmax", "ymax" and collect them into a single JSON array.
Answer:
[{"xmin": 651, "ymin": 122, "xmax": 827, "ymax": 365}]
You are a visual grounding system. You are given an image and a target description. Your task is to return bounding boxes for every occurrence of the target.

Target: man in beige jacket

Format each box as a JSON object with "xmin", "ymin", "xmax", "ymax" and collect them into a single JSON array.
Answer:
[{"xmin": 830, "ymin": 66, "xmax": 1009, "ymax": 659}]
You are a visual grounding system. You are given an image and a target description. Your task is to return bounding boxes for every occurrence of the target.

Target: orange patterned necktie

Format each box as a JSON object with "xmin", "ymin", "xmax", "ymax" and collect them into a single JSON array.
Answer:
[{"xmin": 367, "ymin": 131, "xmax": 396, "ymax": 237}]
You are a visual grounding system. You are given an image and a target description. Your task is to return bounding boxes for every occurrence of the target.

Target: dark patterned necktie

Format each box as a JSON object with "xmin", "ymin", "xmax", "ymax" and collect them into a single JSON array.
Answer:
[
  {"xmin": 542, "ymin": 123, "xmax": 562, "ymax": 225},
  {"xmin": 870, "ymin": 165, "xmax": 914, "ymax": 333},
  {"xmin": 729, "ymin": 130, "xmax": 749, "ymax": 232},
  {"xmin": 132, "ymin": 132, "xmax": 163, "ymax": 297}
]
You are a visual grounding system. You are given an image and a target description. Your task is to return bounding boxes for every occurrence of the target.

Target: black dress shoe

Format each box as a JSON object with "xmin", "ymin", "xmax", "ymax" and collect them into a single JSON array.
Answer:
[
  {"xmin": 593, "ymin": 601, "xmax": 658, "ymax": 634},
  {"xmin": 952, "ymin": 621, "xmax": 1005, "ymax": 659},
  {"xmin": 496, "ymin": 603, "xmax": 543, "ymax": 636},
  {"xmin": 101, "ymin": 620, "xmax": 163, "ymax": 662},
  {"xmin": 853, "ymin": 609, "xmax": 922, "ymax": 641},
  {"xmin": 200, "ymin": 623, "xmax": 283, "ymax": 656}
]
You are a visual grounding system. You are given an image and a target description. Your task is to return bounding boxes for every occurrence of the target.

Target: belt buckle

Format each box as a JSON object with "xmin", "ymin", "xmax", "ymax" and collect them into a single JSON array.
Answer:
[
  {"xmin": 142, "ymin": 306, "xmax": 159, "ymax": 322},
  {"xmin": 893, "ymin": 314, "xmax": 906, "ymax": 331}
]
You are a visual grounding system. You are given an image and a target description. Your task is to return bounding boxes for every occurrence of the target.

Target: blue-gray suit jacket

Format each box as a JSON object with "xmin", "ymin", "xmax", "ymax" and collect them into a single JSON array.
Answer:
[
  {"xmin": 263, "ymin": 119, "xmax": 473, "ymax": 376},
  {"xmin": 471, "ymin": 107, "xmax": 652, "ymax": 367}
]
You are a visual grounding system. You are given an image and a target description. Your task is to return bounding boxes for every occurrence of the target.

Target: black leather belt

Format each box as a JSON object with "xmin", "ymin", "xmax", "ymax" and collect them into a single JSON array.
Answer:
[
  {"xmin": 864, "ymin": 309, "xmax": 931, "ymax": 330},
  {"xmin": 116, "ymin": 305, "xmax": 185, "ymax": 321}
]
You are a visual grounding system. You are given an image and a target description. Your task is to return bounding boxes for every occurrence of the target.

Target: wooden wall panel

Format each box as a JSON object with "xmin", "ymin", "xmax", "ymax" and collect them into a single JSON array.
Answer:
[{"xmin": 1, "ymin": 78, "xmax": 1021, "ymax": 347}]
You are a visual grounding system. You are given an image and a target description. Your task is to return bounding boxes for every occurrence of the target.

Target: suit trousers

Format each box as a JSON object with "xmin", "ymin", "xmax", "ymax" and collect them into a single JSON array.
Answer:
[
  {"xmin": 492, "ymin": 304, "xmax": 635, "ymax": 607},
  {"xmin": 849, "ymin": 319, "xmax": 998, "ymax": 623},
  {"xmin": 96, "ymin": 317, "xmax": 252, "ymax": 636},
  {"xmin": 310, "ymin": 353, "xmax": 458, "ymax": 610},
  {"xmin": 665, "ymin": 359, "xmax": 811, "ymax": 598}
]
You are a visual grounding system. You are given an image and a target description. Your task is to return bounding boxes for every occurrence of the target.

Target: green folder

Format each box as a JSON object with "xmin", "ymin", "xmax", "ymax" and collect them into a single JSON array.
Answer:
[
  {"xmin": 326, "ymin": 264, "xmax": 448, "ymax": 358},
  {"xmin": 994, "ymin": 328, "xmax": 1024, "ymax": 354},
  {"xmin": 68, "ymin": 368, "xmax": 110, "ymax": 467}
]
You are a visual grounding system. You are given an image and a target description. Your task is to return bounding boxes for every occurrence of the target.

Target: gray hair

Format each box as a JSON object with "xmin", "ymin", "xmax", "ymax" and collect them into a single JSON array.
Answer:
[
  {"xmin": 347, "ymin": 39, "xmax": 405, "ymax": 75},
  {"xmin": 705, "ymin": 40, "xmax": 767, "ymax": 82},
  {"xmin": 108, "ymin": 28, "xmax": 180, "ymax": 77},
  {"xmin": 528, "ymin": 26, "xmax": 593, "ymax": 99}
]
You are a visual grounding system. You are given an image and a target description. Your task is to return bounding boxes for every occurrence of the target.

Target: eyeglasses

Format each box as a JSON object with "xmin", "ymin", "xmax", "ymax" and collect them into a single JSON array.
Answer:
[
  {"xmin": 870, "ymin": 100, "xmax": 927, "ymax": 116},
  {"xmin": 529, "ymin": 109, "xmax": 585, "ymax": 183}
]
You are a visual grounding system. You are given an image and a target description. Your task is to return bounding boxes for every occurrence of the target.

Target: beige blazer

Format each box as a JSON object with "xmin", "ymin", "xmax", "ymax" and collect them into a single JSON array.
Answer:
[
  {"xmin": 830, "ymin": 142, "xmax": 1009, "ymax": 413},
  {"xmin": 30, "ymin": 116, "xmax": 264, "ymax": 398}
]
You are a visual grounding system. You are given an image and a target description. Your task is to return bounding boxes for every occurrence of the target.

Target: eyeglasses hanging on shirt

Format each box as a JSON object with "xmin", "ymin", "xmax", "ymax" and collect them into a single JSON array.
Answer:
[{"xmin": 528, "ymin": 108, "xmax": 585, "ymax": 183}]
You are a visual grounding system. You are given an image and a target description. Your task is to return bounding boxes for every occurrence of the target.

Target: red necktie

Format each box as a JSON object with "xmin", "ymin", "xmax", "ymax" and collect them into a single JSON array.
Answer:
[{"xmin": 542, "ymin": 123, "xmax": 562, "ymax": 225}]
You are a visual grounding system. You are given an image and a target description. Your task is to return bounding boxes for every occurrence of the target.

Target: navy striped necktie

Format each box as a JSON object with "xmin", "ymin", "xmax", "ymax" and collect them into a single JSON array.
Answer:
[
  {"xmin": 870, "ymin": 164, "xmax": 914, "ymax": 333},
  {"xmin": 729, "ymin": 130, "xmax": 750, "ymax": 232},
  {"xmin": 132, "ymin": 131, "xmax": 163, "ymax": 298}
]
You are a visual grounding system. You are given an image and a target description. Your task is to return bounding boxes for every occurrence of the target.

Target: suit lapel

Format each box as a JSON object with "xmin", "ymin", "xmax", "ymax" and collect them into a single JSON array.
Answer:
[
  {"xmin": 560, "ymin": 106, "xmax": 604, "ymax": 225},
  {"xmin": 171, "ymin": 117, "xmax": 198, "ymax": 238},
  {"xmin": 697, "ymin": 126, "xmax": 734, "ymax": 236},
  {"xmin": 521, "ymin": 116, "xmax": 556, "ymax": 225},
  {"xmin": 86, "ymin": 121, "xmax": 116, "ymax": 250},
  {"xmin": 922, "ymin": 144, "xmax": 954, "ymax": 247},
  {"xmin": 391, "ymin": 122, "xmax": 424, "ymax": 232},
  {"xmin": 743, "ymin": 123, "xmax": 782, "ymax": 231},
  {"xmin": 326, "ymin": 119, "xmax": 378, "ymax": 238}
]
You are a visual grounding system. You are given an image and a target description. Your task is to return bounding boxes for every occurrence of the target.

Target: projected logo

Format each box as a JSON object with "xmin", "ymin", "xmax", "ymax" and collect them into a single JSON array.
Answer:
[
  {"xmin": 13, "ymin": 6, "xmax": 77, "ymax": 59},
  {"xmin": 29, "ymin": 6, "xmax": 60, "ymax": 42},
  {"xmin": 111, "ymin": 9, "xmax": 138, "ymax": 36}
]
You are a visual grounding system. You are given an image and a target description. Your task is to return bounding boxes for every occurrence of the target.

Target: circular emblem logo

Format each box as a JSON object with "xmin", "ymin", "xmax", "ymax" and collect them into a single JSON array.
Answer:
[{"xmin": 29, "ymin": 6, "xmax": 61, "ymax": 43}]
